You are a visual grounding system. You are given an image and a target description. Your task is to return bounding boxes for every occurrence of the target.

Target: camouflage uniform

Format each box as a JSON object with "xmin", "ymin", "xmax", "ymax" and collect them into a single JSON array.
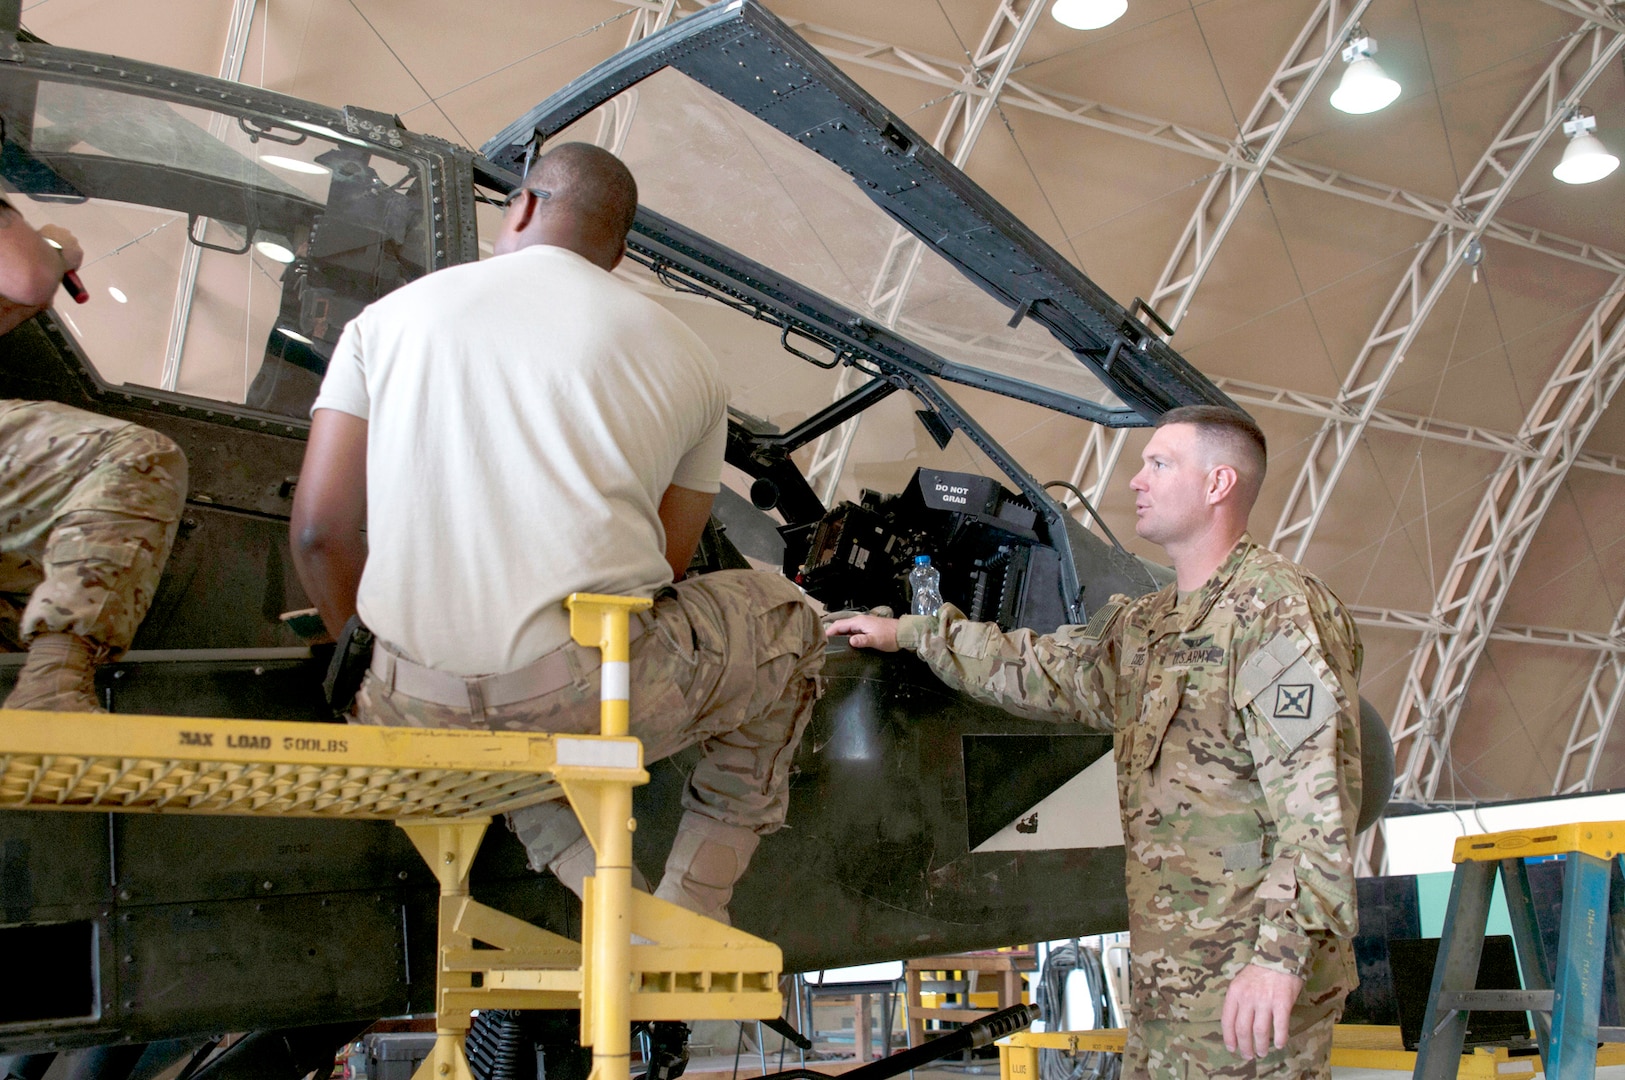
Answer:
[
  {"xmin": 897, "ymin": 535, "xmax": 1361, "ymax": 1074},
  {"xmin": 354, "ymin": 568, "xmax": 823, "ymax": 834},
  {"xmin": 0, "ymin": 400, "xmax": 187, "ymax": 655},
  {"xmin": 1123, "ymin": 1010, "xmax": 1336, "ymax": 1080}
]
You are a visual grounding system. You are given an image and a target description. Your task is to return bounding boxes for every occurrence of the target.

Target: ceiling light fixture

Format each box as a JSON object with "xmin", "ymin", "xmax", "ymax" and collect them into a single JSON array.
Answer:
[
  {"xmin": 107, "ymin": 286, "xmax": 127, "ymax": 304},
  {"xmin": 1330, "ymin": 27, "xmax": 1401, "ymax": 114},
  {"xmin": 260, "ymin": 154, "xmax": 330, "ymax": 176},
  {"xmin": 1051, "ymin": 0, "xmax": 1127, "ymax": 31},
  {"xmin": 253, "ymin": 238, "xmax": 296, "ymax": 264},
  {"xmin": 1553, "ymin": 107, "xmax": 1619, "ymax": 185}
]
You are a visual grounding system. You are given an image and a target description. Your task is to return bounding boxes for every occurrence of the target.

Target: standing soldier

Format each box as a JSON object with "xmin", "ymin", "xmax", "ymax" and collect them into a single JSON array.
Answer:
[
  {"xmin": 830, "ymin": 405, "xmax": 1362, "ymax": 1079},
  {"xmin": 0, "ymin": 196, "xmax": 188, "ymax": 712}
]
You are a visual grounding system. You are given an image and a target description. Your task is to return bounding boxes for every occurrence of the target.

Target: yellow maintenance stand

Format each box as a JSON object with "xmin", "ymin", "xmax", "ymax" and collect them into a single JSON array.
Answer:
[{"xmin": 0, "ymin": 593, "xmax": 782, "ymax": 1080}]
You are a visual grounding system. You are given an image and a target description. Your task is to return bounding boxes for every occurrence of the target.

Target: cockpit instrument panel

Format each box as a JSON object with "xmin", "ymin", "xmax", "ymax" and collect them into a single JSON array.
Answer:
[{"xmin": 800, "ymin": 467, "xmax": 1071, "ymax": 632}]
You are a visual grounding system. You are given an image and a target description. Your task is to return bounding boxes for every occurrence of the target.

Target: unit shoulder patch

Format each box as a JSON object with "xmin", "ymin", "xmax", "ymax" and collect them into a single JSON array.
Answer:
[{"xmin": 1235, "ymin": 629, "xmax": 1339, "ymax": 752}]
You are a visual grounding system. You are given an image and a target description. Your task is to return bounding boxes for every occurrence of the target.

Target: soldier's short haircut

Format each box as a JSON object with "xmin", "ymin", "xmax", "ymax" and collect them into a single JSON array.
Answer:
[
  {"xmin": 1155, "ymin": 404, "xmax": 1267, "ymax": 505},
  {"xmin": 523, "ymin": 142, "xmax": 639, "ymax": 243}
]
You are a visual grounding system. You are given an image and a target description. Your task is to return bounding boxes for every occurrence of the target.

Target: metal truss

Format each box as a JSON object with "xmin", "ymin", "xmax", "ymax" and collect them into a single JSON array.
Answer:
[
  {"xmin": 1149, "ymin": 0, "xmax": 1372, "ymax": 334},
  {"xmin": 1552, "ymin": 592, "xmax": 1625, "ymax": 795},
  {"xmin": 1270, "ymin": 22, "xmax": 1625, "ymax": 564},
  {"xmin": 607, "ymin": 3, "xmax": 1625, "ymax": 553},
  {"xmin": 1479, "ymin": 621, "xmax": 1625, "ymax": 653},
  {"xmin": 865, "ymin": 0, "xmax": 1045, "ymax": 323},
  {"xmin": 1349, "ymin": 604, "xmax": 1625, "ymax": 653},
  {"xmin": 1069, "ymin": 0, "xmax": 1370, "ymax": 524},
  {"xmin": 595, "ymin": 0, "xmax": 681, "ymax": 152},
  {"xmin": 802, "ymin": 363, "xmax": 867, "ymax": 506},
  {"xmin": 607, "ymin": 0, "xmax": 1625, "ymax": 276},
  {"xmin": 159, "ymin": 0, "xmax": 258, "ymax": 391},
  {"xmin": 1061, "ymin": 424, "xmax": 1129, "ymax": 524},
  {"xmin": 1388, "ymin": 275, "xmax": 1625, "ymax": 803},
  {"xmin": 804, "ymin": 0, "xmax": 1046, "ymax": 506},
  {"xmin": 1216, "ymin": 376, "xmax": 1625, "ymax": 476},
  {"xmin": 1533, "ymin": 0, "xmax": 1625, "ymax": 31}
]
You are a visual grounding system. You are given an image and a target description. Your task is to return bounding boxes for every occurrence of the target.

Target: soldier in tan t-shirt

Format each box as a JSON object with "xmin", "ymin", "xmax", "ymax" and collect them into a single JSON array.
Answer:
[
  {"xmin": 830, "ymin": 406, "xmax": 1361, "ymax": 1080},
  {"xmin": 291, "ymin": 144, "xmax": 823, "ymax": 927}
]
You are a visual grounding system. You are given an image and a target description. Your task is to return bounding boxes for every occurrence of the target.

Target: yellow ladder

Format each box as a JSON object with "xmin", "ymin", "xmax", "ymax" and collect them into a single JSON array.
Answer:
[
  {"xmin": 0, "ymin": 593, "xmax": 782, "ymax": 1080},
  {"xmin": 1415, "ymin": 822, "xmax": 1625, "ymax": 1080}
]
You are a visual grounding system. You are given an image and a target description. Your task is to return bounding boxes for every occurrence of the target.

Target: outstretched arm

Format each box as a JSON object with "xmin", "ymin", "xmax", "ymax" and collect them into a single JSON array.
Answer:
[
  {"xmin": 824, "ymin": 613, "xmax": 900, "ymax": 651},
  {"xmin": 830, "ymin": 602, "xmax": 1125, "ymax": 728}
]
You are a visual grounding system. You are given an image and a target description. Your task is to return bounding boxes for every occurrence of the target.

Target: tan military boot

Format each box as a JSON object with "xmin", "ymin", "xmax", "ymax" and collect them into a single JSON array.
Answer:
[
  {"xmin": 5, "ymin": 632, "xmax": 104, "ymax": 712},
  {"xmin": 547, "ymin": 832, "xmax": 650, "ymax": 899},
  {"xmin": 653, "ymin": 812, "xmax": 760, "ymax": 925},
  {"xmin": 509, "ymin": 799, "xmax": 650, "ymax": 899}
]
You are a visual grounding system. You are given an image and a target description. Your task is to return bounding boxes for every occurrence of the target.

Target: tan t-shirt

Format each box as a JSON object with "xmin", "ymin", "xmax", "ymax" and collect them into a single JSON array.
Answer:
[{"xmin": 313, "ymin": 244, "xmax": 727, "ymax": 675}]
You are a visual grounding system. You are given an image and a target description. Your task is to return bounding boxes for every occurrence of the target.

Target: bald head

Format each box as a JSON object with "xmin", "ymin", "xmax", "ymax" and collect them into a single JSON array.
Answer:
[
  {"xmin": 494, "ymin": 142, "xmax": 639, "ymax": 269},
  {"xmin": 1155, "ymin": 405, "xmax": 1267, "ymax": 511}
]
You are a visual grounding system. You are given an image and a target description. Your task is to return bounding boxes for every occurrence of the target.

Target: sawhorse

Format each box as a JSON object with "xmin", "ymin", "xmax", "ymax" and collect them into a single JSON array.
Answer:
[
  {"xmin": 1414, "ymin": 821, "xmax": 1625, "ymax": 1080},
  {"xmin": 0, "ymin": 593, "xmax": 781, "ymax": 1080}
]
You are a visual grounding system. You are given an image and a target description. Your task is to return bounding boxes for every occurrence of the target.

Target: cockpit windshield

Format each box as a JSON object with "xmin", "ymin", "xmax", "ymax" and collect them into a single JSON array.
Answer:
[
  {"xmin": 485, "ymin": 1, "xmax": 1236, "ymax": 430},
  {"xmin": 0, "ymin": 67, "xmax": 430, "ymax": 416},
  {"xmin": 544, "ymin": 67, "xmax": 1120, "ymax": 415}
]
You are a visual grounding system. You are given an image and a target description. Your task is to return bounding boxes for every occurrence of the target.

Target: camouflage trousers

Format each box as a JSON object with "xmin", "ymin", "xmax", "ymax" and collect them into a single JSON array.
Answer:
[
  {"xmin": 353, "ymin": 568, "xmax": 824, "ymax": 834},
  {"xmin": 1121, "ymin": 1007, "xmax": 1337, "ymax": 1080},
  {"xmin": 0, "ymin": 400, "xmax": 187, "ymax": 656}
]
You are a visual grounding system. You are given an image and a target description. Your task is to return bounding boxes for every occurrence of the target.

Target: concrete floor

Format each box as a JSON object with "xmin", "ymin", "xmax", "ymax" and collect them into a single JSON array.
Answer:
[{"xmin": 679, "ymin": 1048, "xmax": 1625, "ymax": 1080}]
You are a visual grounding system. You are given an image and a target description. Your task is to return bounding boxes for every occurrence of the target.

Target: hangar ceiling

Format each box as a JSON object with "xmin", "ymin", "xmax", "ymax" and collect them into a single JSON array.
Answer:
[{"xmin": 19, "ymin": 0, "xmax": 1625, "ymax": 813}]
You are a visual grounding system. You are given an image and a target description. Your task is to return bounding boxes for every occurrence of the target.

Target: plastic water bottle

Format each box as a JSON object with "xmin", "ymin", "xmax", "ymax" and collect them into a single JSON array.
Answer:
[{"xmin": 910, "ymin": 554, "xmax": 942, "ymax": 617}]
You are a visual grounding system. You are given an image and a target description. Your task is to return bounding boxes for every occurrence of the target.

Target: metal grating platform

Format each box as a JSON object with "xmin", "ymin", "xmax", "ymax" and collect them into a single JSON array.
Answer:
[
  {"xmin": 0, "ymin": 592, "xmax": 772, "ymax": 1080},
  {"xmin": 0, "ymin": 710, "xmax": 578, "ymax": 819}
]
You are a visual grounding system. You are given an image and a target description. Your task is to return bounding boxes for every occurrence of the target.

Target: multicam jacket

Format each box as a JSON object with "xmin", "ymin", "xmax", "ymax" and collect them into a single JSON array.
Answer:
[{"xmin": 896, "ymin": 534, "xmax": 1362, "ymax": 1022}]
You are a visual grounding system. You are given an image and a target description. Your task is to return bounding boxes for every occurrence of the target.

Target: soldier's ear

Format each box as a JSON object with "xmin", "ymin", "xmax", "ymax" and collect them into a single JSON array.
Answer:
[{"xmin": 1207, "ymin": 463, "xmax": 1240, "ymax": 506}]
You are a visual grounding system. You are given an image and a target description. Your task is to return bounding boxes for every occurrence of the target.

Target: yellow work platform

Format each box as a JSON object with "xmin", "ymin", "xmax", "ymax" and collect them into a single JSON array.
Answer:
[
  {"xmin": 998, "ymin": 1027, "xmax": 1625, "ymax": 1078},
  {"xmin": 0, "ymin": 708, "xmax": 576, "ymax": 817},
  {"xmin": 1454, "ymin": 821, "xmax": 1625, "ymax": 864},
  {"xmin": 0, "ymin": 594, "xmax": 783, "ymax": 1080}
]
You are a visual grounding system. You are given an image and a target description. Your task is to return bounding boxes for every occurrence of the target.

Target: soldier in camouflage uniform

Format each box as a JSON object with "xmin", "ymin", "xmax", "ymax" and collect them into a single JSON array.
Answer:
[
  {"xmin": 291, "ymin": 144, "xmax": 823, "ymax": 925},
  {"xmin": 0, "ymin": 204, "xmax": 188, "ymax": 713},
  {"xmin": 830, "ymin": 406, "xmax": 1361, "ymax": 1079}
]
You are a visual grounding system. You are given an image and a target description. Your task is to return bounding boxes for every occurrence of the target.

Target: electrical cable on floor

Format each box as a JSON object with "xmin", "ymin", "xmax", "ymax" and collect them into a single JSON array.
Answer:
[{"xmin": 1036, "ymin": 942, "xmax": 1119, "ymax": 1080}]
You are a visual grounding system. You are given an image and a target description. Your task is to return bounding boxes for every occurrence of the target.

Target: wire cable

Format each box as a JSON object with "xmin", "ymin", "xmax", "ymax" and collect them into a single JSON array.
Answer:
[
  {"xmin": 344, "ymin": 0, "xmax": 473, "ymax": 148},
  {"xmin": 1035, "ymin": 942, "xmax": 1118, "ymax": 1080},
  {"xmin": 1043, "ymin": 480, "xmax": 1130, "ymax": 556}
]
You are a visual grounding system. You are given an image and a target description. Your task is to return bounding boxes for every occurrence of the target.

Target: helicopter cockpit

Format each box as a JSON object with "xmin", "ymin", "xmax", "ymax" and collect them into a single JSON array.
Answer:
[{"xmin": 0, "ymin": 40, "xmax": 454, "ymax": 420}]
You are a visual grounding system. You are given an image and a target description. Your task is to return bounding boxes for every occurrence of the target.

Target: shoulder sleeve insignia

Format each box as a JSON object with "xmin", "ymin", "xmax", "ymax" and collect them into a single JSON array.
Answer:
[
  {"xmin": 1079, "ymin": 600, "xmax": 1125, "ymax": 642},
  {"xmin": 1236, "ymin": 629, "xmax": 1339, "ymax": 752}
]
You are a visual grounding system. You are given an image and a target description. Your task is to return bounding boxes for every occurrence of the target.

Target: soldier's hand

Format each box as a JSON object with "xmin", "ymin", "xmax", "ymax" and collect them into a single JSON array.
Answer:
[
  {"xmin": 37, "ymin": 225, "xmax": 83, "ymax": 272},
  {"xmin": 1221, "ymin": 964, "xmax": 1303, "ymax": 1060},
  {"xmin": 825, "ymin": 614, "xmax": 901, "ymax": 652}
]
